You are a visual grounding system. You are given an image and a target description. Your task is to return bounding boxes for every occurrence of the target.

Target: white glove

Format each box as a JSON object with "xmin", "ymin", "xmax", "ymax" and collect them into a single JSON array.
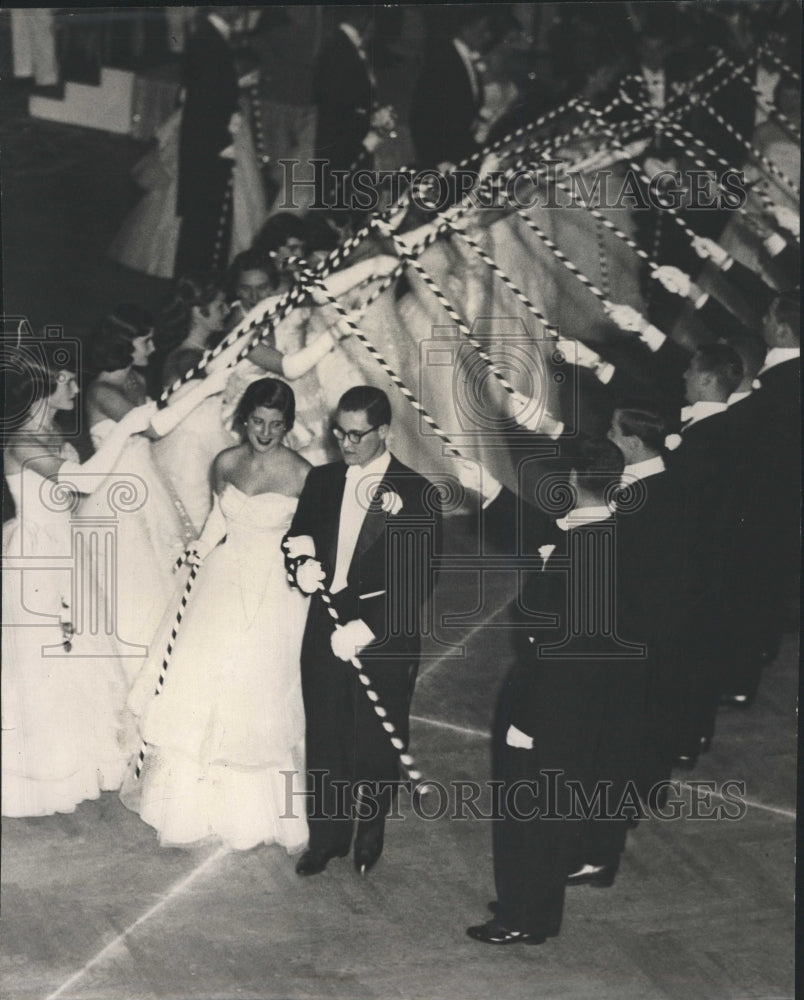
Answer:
[
  {"xmin": 456, "ymin": 460, "xmax": 502, "ymax": 504},
  {"xmin": 370, "ymin": 253, "xmax": 401, "ymax": 278},
  {"xmin": 284, "ymin": 535, "xmax": 316, "ymax": 560},
  {"xmin": 767, "ymin": 204, "xmax": 800, "ymax": 238},
  {"xmin": 506, "ymin": 724, "xmax": 534, "ymax": 750},
  {"xmin": 331, "ymin": 619, "xmax": 375, "ymax": 661},
  {"xmin": 691, "ymin": 235, "xmax": 730, "ymax": 267},
  {"xmin": 554, "ymin": 337, "xmax": 601, "ymax": 371},
  {"xmin": 605, "ymin": 303, "xmax": 646, "ymax": 334},
  {"xmin": 652, "ymin": 265, "xmax": 691, "ymax": 298},
  {"xmin": 295, "ymin": 559, "xmax": 325, "ymax": 595},
  {"xmin": 184, "ymin": 494, "xmax": 227, "ymax": 566},
  {"xmin": 119, "ymin": 400, "xmax": 158, "ymax": 435},
  {"xmin": 509, "ymin": 390, "xmax": 544, "ymax": 432},
  {"xmin": 149, "ymin": 368, "xmax": 229, "ymax": 436}
]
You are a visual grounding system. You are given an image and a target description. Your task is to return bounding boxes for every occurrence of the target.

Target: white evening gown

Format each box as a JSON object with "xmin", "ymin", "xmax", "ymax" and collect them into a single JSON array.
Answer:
[
  {"xmin": 80, "ymin": 423, "xmax": 195, "ymax": 685},
  {"xmin": 2, "ymin": 451, "xmax": 134, "ymax": 816},
  {"xmin": 121, "ymin": 486, "xmax": 309, "ymax": 853}
]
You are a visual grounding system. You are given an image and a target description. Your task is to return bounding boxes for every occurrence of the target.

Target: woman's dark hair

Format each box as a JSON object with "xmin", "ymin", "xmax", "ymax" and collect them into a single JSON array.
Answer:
[
  {"xmin": 252, "ymin": 213, "xmax": 308, "ymax": 258},
  {"xmin": 157, "ymin": 272, "xmax": 223, "ymax": 350},
  {"xmin": 234, "ymin": 377, "xmax": 295, "ymax": 432},
  {"xmin": 90, "ymin": 303, "xmax": 154, "ymax": 372},
  {"xmin": 226, "ymin": 249, "xmax": 279, "ymax": 300},
  {"xmin": 3, "ymin": 341, "xmax": 78, "ymax": 427}
]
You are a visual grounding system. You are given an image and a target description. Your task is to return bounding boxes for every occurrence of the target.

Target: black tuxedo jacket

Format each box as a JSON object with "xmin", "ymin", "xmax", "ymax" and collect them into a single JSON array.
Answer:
[
  {"xmin": 288, "ymin": 455, "xmax": 441, "ymax": 657},
  {"xmin": 313, "ymin": 27, "xmax": 374, "ymax": 176},
  {"xmin": 410, "ymin": 41, "xmax": 482, "ymax": 169},
  {"xmin": 177, "ymin": 17, "xmax": 239, "ymax": 216}
]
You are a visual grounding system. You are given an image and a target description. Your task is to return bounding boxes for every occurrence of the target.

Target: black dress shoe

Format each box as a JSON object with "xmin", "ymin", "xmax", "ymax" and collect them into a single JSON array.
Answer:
[
  {"xmin": 719, "ymin": 693, "xmax": 752, "ymax": 709},
  {"xmin": 466, "ymin": 920, "xmax": 546, "ymax": 946},
  {"xmin": 566, "ymin": 862, "xmax": 618, "ymax": 887},
  {"xmin": 295, "ymin": 845, "xmax": 349, "ymax": 876},
  {"xmin": 354, "ymin": 824, "xmax": 384, "ymax": 875}
]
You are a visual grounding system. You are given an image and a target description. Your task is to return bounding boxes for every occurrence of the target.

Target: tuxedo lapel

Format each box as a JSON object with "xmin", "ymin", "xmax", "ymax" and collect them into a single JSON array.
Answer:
[{"xmin": 324, "ymin": 464, "xmax": 348, "ymax": 576}]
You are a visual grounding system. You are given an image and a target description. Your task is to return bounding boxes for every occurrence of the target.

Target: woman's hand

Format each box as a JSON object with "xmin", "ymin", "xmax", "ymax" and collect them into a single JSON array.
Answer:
[{"xmin": 120, "ymin": 401, "xmax": 158, "ymax": 435}]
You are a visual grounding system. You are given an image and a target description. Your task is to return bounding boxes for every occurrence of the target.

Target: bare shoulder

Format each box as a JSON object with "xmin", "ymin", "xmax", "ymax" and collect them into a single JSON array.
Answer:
[
  {"xmin": 281, "ymin": 446, "xmax": 313, "ymax": 493},
  {"xmin": 212, "ymin": 444, "xmax": 245, "ymax": 487}
]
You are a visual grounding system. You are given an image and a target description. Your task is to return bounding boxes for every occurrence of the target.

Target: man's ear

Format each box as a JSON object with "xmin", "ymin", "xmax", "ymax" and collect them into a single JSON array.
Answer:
[{"xmin": 377, "ymin": 424, "xmax": 390, "ymax": 444}]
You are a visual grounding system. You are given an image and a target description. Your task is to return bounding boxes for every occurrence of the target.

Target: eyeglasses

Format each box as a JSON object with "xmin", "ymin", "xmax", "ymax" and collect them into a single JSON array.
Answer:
[{"xmin": 331, "ymin": 423, "xmax": 379, "ymax": 445}]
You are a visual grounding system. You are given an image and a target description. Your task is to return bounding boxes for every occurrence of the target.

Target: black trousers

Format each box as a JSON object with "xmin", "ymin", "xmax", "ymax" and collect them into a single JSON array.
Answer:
[
  {"xmin": 493, "ymin": 661, "xmax": 646, "ymax": 937},
  {"xmin": 300, "ymin": 598, "xmax": 418, "ymax": 851},
  {"xmin": 174, "ymin": 168, "xmax": 233, "ymax": 275}
]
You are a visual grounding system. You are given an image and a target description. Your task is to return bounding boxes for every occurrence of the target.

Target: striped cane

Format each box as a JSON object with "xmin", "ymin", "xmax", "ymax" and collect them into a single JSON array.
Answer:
[
  {"xmin": 133, "ymin": 561, "xmax": 200, "ymax": 779},
  {"xmin": 280, "ymin": 537, "xmax": 427, "ymax": 792}
]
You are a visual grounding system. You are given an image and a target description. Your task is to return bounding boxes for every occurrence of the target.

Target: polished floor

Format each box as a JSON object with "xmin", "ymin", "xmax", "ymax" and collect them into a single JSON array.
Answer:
[{"xmin": 1, "ymin": 79, "xmax": 797, "ymax": 1000}]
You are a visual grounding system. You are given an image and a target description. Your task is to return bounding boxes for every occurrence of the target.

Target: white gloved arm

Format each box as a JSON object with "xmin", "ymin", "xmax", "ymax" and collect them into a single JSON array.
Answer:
[
  {"xmin": 57, "ymin": 402, "xmax": 156, "ymax": 487},
  {"xmin": 691, "ymin": 235, "xmax": 731, "ymax": 268},
  {"xmin": 554, "ymin": 338, "xmax": 615, "ymax": 384},
  {"xmin": 185, "ymin": 493, "xmax": 227, "ymax": 564},
  {"xmin": 331, "ymin": 619, "xmax": 376, "ymax": 661},
  {"xmin": 149, "ymin": 368, "xmax": 230, "ymax": 436},
  {"xmin": 766, "ymin": 205, "xmax": 799, "ymax": 238},
  {"xmin": 605, "ymin": 303, "xmax": 666, "ymax": 351},
  {"xmin": 284, "ymin": 535, "xmax": 316, "ymax": 560},
  {"xmin": 280, "ymin": 331, "xmax": 338, "ymax": 380}
]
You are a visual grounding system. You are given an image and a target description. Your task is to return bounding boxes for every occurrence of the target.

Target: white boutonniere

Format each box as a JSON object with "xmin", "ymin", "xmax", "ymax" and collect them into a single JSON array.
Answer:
[
  {"xmin": 664, "ymin": 433, "xmax": 682, "ymax": 451},
  {"xmin": 378, "ymin": 490, "xmax": 404, "ymax": 516}
]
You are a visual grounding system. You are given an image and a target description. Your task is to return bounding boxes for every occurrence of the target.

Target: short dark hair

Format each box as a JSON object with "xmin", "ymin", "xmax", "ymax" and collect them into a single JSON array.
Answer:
[
  {"xmin": 614, "ymin": 406, "xmax": 668, "ymax": 452},
  {"xmin": 252, "ymin": 213, "xmax": 308, "ymax": 257},
  {"xmin": 769, "ymin": 292, "xmax": 800, "ymax": 340},
  {"xmin": 721, "ymin": 330, "xmax": 767, "ymax": 380},
  {"xmin": 573, "ymin": 436, "xmax": 625, "ymax": 478},
  {"xmin": 337, "ymin": 385, "xmax": 392, "ymax": 427},
  {"xmin": 234, "ymin": 377, "xmax": 295, "ymax": 431},
  {"xmin": 90, "ymin": 302, "xmax": 154, "ymax": 372},
  {"xmin": 226, "ymin": 249, "xmax": 279, "ymax": 300},
  {"xmin": 695, "ymin": 343, "xmax": 743, "ymax": 395},
  {"xmin": 158, "ymin": 273, "xmax": 223, "ymax": 349}
]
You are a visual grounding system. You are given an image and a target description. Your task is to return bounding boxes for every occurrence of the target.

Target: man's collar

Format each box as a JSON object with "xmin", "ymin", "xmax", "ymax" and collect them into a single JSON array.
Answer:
[
  {"xmin": 680, "ymin": 400, "xmax": 728, "ymax": 427},
  {"xmin": 555, "ymin": 506, "xmax": 613, "ymax": 532},
  {"xmin": 727, "ymin": 388, "xmax": 753, "ymax": 406},
  {"xmin": 759, "ymin": 346, "xmax": 799, "ymax": 374},
  {"xmin": 207, "ymin": 13, "xmax": 231, "ymax": 41},
  {"xmin": 623, "ymin": 455, "xmax": 665, "ymax": 482},
  {"xmin": 346, "ymin": 448, "xmax": 391, "ymax": 479}
]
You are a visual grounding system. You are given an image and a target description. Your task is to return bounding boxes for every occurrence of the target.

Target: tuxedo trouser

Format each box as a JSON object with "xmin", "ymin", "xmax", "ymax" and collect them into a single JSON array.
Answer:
[
  {"xmin": 300, "ymin": 599, "xmax": 417, "ymax": 851},
  {"xmin": 175, "ymin": 168, "xmax": 233, "ymax": 274},
  {"xmin": 494, "ymin": 662, "xmax": 645, "ymax": 937}
]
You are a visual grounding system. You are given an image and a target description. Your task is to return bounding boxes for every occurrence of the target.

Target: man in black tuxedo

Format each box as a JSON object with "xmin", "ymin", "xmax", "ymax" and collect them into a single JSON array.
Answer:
[
  {"xmin": 606, "ymin": 406, "xmax": 683, "ymax": 798},
  {"xmin": 410, "ymin": 7, "xmax": 502, "ymax": 171},
  {"xmin": 663, "ymin": 343, "xmax": 743, "ymax": 764},
  {"xmin": 719, "ymin": 293, "xmax": 800, "ymax": 703},
  {"xmin": 462, "ymin": 439, "xmax": 649, "ymax": 945},
  {"xmin": 175, "ymin": 8, "xmax": 242, "ymax": 275},
  {"xmin": 312, "ymin": 11, "xmax": 394, "ymax": 219},
  {"xmin": 286, "ymin": 387, "xmax": 441, "ymax": 876}
]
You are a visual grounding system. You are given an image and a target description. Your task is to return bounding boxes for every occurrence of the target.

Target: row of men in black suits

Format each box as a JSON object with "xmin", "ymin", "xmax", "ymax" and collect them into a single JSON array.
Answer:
[{"xmin": 460, "ymin": 252, "xmax": 798, "ymax": 944}]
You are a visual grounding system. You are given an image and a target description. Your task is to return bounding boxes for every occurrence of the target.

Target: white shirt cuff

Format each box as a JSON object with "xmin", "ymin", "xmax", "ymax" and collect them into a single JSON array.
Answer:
[
  {"xmin": 594, "ymin": 361, "xmax": 615, "ymax": 385},
  {"xmin": 764, "ymin": 232, "xmax": 787, "ymax": 258},
  {"xmin": 694, "ymin": 291, "xmax": 709, "ymax": 310},
  {"xmin": 640, "ymin": 324, "xmax": 667, "ymax": 352}
]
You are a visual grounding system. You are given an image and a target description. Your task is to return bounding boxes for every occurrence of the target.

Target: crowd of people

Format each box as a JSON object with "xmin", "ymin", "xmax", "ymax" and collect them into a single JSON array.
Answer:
[{"xmin": 2, "ymin": 0, "xmax": 800, "ymax": 952}]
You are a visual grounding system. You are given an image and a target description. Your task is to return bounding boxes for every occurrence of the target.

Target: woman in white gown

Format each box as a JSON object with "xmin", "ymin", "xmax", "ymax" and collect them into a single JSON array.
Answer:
[
  {"xmin": 122, "ymin": 378, "xmax": 311, "ymax": 852},
  {"xmin": 2, "ymin": 351, "xmax": 155, "ymax": 817},
  {"xmin": 82, "ymin": 304, "xmax": 229, "ymax": 684},
  {"xmin": 153, "ymin": 252, "xmax": 396, "ymax": 532}
]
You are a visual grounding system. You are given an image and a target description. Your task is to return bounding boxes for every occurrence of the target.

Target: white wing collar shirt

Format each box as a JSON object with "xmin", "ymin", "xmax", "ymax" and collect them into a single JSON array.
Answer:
[{"xmin": 330, "ymin": 449, "xmax": 392, "ymax": 594}]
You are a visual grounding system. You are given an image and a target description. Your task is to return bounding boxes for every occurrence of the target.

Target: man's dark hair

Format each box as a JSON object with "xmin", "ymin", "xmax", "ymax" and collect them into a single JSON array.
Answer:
[
  {"xmin": 721, "ymin": 330, "xmax": 767, "ymax": 380},
  {"xmin": 770, "ymin": 292, "xmax": 800, "ymax": 340},
  {"xmin": 337, "ymin": 385, "xmax": 392, "ymax": 427},
  {"xmin": 615, "ymin": 406, "xmax": 668, "ymax": 453},
  {"xmin": 234, "ymin": 376, "xmax": 295, "ymax": 431},
  {"xmin": 695, "ymin": 343, "xmax": 744, "ymax": 395}
]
